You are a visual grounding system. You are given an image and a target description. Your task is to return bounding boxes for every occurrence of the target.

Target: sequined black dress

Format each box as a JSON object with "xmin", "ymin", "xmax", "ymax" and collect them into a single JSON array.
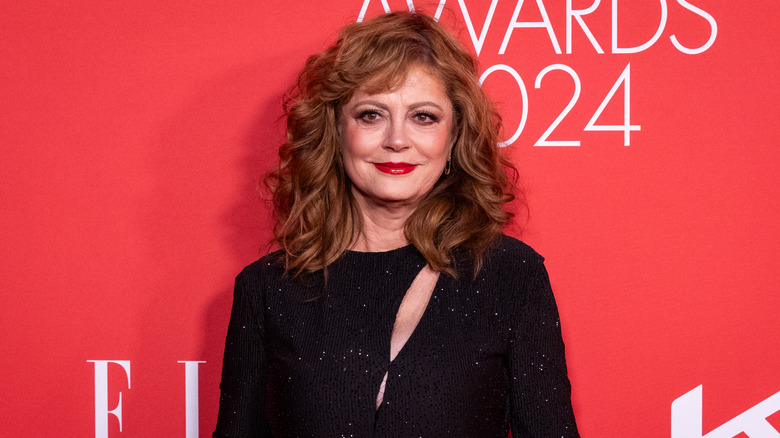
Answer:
[{"xmin": 213, "ymin": 236, "xmax": 579, "ymax": 437}]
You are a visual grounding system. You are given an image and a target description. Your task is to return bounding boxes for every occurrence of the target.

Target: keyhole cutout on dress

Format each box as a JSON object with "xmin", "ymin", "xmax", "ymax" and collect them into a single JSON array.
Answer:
[{"xmin": 376, "ymin": 264, "xmax": 439, "ymax": 410}]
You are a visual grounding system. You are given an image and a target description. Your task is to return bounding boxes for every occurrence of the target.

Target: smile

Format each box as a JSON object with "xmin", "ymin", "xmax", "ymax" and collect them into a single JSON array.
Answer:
[{"xmin": 373, "ymin": 162, "xmax": 417, "ymax": 175}]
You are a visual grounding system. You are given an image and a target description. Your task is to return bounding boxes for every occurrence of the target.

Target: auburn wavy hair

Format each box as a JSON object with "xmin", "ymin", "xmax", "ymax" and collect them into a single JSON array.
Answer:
[{"xmin": 265, "ymin": 11, "xmax": 520, "ymax": 277}]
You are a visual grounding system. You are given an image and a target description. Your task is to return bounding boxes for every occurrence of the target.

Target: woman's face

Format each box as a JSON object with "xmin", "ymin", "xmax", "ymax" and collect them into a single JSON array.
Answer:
[{"xmin": 339, "ymin": 66, "xmax": 454, "ymax": 211}]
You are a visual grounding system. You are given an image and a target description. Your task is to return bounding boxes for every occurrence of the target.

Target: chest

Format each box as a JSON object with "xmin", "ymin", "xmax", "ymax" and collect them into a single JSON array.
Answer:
[
  {"xmin": 260, "ymin": 272, "xmax": 512, "ymax": 436},
  {"xmin": 265, "ymin": 273, "xmax": 509, "ymax": 366}
]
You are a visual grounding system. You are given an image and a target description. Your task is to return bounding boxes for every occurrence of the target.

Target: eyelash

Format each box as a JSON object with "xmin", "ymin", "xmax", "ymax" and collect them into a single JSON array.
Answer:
[
  {"xmin": 357, "ymin": 109, "xmax": 381, "ymax": 123},
  {"xmin": 414, "ymin": 112, "xmax": 438, "ymax": 123},
  {"xmin": 355, "ymin": 109, "xmax": 439, "ymax": 124}
]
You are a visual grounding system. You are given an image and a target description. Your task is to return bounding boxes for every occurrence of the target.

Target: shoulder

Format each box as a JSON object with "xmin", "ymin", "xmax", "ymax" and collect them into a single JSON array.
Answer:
[
  {"xmin": 451, "ymin": 234, "xmax": 544, "ymax": 279},
  {"xmin": 235, "ymin": 249, "xmax": 287, "ymax": 288},
  {"xmin": 485, "ymin": 234, "xmax": 545, "ymax": 268},
  {"xmin": 477, "ymin": 235, "xmax": 552, "ymax": 306},
  {"xmin": 235, "ymin": 249, "xmax": 323, "ymax": 302}
]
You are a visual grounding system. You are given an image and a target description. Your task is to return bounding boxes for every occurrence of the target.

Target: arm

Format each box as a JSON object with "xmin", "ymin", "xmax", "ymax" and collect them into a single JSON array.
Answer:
[
  {"xmin": 213, "ymin": 267, "xmax": 272, "ymax": 438},
  {"xmin": 508, "ymin": 261, "xmax": 580, "ymax": 438}
]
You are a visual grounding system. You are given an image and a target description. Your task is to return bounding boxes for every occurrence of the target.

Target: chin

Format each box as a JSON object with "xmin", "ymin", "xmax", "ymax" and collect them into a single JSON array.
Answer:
[{"xmin": 372, "ymin": 192, "xmax": 422, "ymax": 206}]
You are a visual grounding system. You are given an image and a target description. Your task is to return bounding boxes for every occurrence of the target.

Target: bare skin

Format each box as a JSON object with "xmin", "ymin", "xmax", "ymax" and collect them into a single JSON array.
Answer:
[{"xmin": 338, "ymin": 65, "xmax": 454, "ymax": 252}]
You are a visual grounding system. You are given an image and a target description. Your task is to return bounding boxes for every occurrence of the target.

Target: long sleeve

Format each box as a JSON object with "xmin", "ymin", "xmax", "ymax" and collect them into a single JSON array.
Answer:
[
  {"xmin": 508, "ymin": 260, "xmax": 580, "ymax": 438},
  {"xmin": 213, "ymin": 267, "xmax": 272, "ymax": 438}
]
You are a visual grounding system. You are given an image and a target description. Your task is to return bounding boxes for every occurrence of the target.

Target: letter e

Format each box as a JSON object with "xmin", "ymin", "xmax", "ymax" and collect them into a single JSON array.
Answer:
[{"xmin": 87, "ymin": 360, "xmax": 131, "ymax": 438}]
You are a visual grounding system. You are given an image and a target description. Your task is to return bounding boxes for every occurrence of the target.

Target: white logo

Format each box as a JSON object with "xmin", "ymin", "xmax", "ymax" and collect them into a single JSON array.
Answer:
[
  {"xmin": 88, "ymin": 360, "xmax": 205, "ymax": 438},
  {"xmin": 672, "ymin": 385, "xmax": 780, "ymax": 438},
  {"xmin": 87, "ymin": 360, "xmax": 131, "ymax": 438}
]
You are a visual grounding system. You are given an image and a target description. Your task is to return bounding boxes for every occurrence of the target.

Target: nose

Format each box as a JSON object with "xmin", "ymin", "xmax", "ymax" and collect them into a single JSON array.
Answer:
[{"xmin": 383, "ymin": 118, "xmax": 410, "ymax": 152}]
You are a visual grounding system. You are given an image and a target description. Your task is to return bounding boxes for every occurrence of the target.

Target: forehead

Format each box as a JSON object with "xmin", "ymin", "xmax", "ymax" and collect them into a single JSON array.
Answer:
[{"xmin": 347, "ymin": 65, "xmax": 451, "ymax": 106}]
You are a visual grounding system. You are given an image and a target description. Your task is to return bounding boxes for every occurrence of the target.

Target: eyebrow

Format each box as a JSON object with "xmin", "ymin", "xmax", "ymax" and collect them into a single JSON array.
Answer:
[{"xmin": 350, "ymin": 100, "xmax": 446, "ymax": 112}]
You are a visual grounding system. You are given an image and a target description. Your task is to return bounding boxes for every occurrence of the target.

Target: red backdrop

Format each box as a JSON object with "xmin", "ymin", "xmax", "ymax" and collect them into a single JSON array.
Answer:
[{"xmin": 1, "ymin": 1, "xmax": 778, "ymax": 437}]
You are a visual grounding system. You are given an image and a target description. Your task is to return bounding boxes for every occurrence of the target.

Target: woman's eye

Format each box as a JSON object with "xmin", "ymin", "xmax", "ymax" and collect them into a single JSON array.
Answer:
[
  {"xmin": 414, "ymin": 112, "xmax": 438, "ymax": 124},
  {"xmin": 358, "ymin": 110, "xmax": 381, "ymax": 123}
]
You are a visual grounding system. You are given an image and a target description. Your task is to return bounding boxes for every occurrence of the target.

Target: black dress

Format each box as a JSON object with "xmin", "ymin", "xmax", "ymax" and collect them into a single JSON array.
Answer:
[{"xmin": 214, "ymin": 236, "xmax": 580, "ymax": 437}]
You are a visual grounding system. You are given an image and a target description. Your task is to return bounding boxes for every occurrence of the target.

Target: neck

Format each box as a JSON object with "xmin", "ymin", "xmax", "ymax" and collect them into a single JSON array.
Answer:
[{"xmin": 351, "ymin": 191, "xmax": 417, "ymax": 253}]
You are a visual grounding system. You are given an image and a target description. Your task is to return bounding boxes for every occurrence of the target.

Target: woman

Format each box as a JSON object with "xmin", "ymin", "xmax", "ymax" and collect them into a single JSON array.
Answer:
[{"xmin": 214, "ymin": 11, "xmax": 579, "ymax": 438}]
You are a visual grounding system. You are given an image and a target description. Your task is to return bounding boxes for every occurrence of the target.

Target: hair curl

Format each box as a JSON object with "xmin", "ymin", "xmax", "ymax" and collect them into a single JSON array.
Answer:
[{"xmin": 265, "ymin": 11, "xmax": 520, "ymax": 277}]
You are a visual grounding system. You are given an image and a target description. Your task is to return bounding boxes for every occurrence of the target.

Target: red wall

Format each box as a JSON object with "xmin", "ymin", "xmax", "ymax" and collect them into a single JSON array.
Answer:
[{"xmin": 1, "ymin": 1, "xmax": 778, "ymax": 436}]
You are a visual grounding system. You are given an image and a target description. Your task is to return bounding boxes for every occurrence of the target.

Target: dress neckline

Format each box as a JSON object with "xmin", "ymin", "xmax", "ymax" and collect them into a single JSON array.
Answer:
[{"xmin": 344, "ymin": 243, "xmax": 415, "ymax": 256}]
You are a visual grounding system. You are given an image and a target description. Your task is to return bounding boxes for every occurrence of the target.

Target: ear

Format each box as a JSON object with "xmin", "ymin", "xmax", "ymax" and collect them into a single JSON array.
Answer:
[
  {"xmin": 448, "ymin": 129, "xmax": 460, "ymax": 155},
  {"xmin": 448, "ymin": 107, "xmax": 461, "ymax": 153}
]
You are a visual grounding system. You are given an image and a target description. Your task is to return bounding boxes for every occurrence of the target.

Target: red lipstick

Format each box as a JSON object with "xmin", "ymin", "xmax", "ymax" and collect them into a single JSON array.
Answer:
[{"xmin": 374, "ymin": 162, "xmax": 416, "ymax": 175}]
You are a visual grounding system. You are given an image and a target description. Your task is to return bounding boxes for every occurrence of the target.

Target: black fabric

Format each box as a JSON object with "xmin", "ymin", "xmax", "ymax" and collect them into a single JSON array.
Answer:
[{"xmin": 214, "ymin": 235, "xmax": 580, "ymax": 437}]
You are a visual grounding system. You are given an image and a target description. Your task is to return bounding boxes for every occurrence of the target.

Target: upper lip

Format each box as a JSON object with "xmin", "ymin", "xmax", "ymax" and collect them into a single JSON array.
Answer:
[{"xmin": 374, "ymin": 162, "xmax": 415, "ymax": 168}]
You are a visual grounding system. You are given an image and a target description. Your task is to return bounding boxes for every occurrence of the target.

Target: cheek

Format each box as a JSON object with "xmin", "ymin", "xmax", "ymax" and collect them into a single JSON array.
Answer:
[
  {"xmin": 340, "ymin": 126, "xmax": 374, "ymax": 183},
  {"xmin": 341, "ymin": 123, "xmax": 379, "ymax": 159},
  {"xmin": 339, "ymin": 125, "xmax": 359, "ymax": 166},
  {"xmin": 422, "ymin": 128, "xmax": 454, "ymax": 162}
]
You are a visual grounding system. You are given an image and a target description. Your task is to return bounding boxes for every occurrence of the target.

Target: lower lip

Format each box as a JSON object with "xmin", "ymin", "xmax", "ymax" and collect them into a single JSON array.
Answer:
[{"xmin": 374, "ymin": 163, "xmax": 416, "ymax": 175}]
